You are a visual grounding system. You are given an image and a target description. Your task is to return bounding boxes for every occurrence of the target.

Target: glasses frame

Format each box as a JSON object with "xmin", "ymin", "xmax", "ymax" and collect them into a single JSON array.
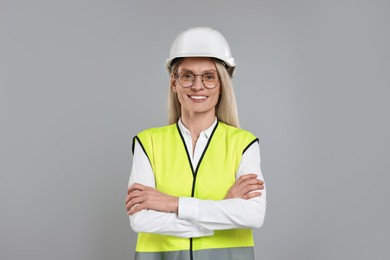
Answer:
[{"xmin": 175, "ymin": 71, "xmax": 220, "ymax": 89}]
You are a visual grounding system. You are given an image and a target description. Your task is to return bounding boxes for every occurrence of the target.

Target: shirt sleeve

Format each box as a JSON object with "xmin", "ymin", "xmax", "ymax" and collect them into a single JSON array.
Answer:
[
  {"xmin": 128, "ymin": 140, "xmax": 214, "ymax": 238},
  {"xmin": 178, "ymin": 141, "xmax": 267, "ymax": 230}
]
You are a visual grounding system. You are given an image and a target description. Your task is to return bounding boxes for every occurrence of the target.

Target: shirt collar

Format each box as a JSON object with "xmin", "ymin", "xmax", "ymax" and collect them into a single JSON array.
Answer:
[{"xmin": 178, "ymin": 117, "xmax": 218, "ymax": 139}]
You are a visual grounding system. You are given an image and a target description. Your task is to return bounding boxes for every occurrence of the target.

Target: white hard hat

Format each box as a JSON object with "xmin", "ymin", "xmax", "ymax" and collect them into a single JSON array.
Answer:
[{"xmin": 165, "ymin": 27, "xmax": 236, "ymax": 76}]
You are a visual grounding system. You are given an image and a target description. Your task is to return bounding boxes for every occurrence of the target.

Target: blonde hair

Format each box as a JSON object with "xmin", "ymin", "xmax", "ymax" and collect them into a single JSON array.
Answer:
[{"xmin": 168, "ymin": 58, "xmax": 240, "ymax": 127}]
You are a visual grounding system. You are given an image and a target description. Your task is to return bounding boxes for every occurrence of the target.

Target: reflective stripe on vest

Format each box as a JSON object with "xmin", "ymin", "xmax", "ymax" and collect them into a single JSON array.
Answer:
[
  {"xmin": 134, "ymin": 121, "xmax": 258, "ymax": 258},
  {"xmin": 135, "ymin": 247, "xmax": 255, "ymax": 260}
]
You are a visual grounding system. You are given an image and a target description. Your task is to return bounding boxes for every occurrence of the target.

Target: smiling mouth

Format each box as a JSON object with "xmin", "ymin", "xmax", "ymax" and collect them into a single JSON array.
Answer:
[{"xmin": 188, "ymin": 95, "xmax": 208, "ymax": 101}]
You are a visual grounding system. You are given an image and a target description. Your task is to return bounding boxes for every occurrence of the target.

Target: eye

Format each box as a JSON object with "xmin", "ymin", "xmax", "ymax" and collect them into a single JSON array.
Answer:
[
  {"xmin": 203, "ymin": 73, "xmax": 217, "ymax": 81},
  {"xmin": 180, "ymin": 72, "xmax": 194, "ymax": 81}
]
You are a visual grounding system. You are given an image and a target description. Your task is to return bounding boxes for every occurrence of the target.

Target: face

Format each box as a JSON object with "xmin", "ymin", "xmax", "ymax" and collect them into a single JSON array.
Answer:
[{"xmin": 171, "ymin": 57, "xmax": 221, "ymax": 118}]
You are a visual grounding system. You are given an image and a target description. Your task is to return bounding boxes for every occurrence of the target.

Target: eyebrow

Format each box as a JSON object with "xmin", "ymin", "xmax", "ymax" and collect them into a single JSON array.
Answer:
[{"xmin": 179, "ymin": 69, "xmax": 218, "ymax": 74}]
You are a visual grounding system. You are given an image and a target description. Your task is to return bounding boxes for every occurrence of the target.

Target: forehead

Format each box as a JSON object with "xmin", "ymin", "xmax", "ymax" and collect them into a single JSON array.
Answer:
[{"xmin": 178, "ymin": 57, "xmax": 216, "ymax": 71}]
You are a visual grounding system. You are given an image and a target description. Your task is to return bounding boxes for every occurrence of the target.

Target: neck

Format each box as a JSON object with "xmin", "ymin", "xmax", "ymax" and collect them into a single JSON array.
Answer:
[{"xmin": 180, "ymin": 111, "xmax": 216, "ymax": 138}]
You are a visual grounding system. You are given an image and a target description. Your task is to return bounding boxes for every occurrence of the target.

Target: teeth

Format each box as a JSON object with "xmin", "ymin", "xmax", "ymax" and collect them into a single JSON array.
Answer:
[{"xmin": 190, "ymin": 95, "xmax": 207, "ymax": 100}]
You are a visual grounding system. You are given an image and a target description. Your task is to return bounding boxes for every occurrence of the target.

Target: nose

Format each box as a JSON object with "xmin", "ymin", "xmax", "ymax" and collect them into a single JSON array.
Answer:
[{"xmin": 191, "ymin": 75, "xmax": 205, "ymax": 90}]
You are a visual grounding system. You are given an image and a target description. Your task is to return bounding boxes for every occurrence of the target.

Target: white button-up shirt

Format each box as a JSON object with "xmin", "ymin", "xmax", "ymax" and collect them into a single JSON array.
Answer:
[{"xmin": 129, "ymin": 118, "xmax": 266, "ymax": 238}]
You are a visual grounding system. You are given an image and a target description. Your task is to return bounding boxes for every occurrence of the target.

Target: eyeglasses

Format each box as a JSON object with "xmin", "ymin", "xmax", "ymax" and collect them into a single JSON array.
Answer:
[{"xmin": 175, "ymin": 71, "xmax": 219, "ymax": 89}]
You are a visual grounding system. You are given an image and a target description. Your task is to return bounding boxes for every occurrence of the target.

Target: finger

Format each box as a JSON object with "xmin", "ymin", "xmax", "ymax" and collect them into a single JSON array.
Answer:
[
  {"xmin": 128, "ymin": 204, "xmax": 140, "ymax": 215},
  {"xmin": 242, "ymin": 178, "xmax": 263, "ymax": 185},
  {"xmin": 241, "ymin": 179, "xmax": 264, "ymax": 190},
  {"xmin": 225, "ymin": 175, "xmax": 260, "ymax": 199},
  {"xmin": 243, "ymin": 192, "xmax": 262, "ymax": 200},
  {"xmin": 127, "ymin": 183, "xmax": 146, "ymax": 194},
  {"xmin": 237, "ymin": 174, "xmax": 258, "ymax": 183},
  {"xmin": 125, "ymin": 192, "xmax": 138, "ymax": 204},
  {"xmin": 242, "ymin": 184, "xmax": 264, "ymax": 194},
  {"xmin": 232, "ymin": 183, "xmax": 263, "ymax": 198},
  {"xmin": 125, "ymin": 194, "xmax": 131, "ymax": 205},
  {"xmin": 125, "ymin": 190, "xmax": 144, "ymax": 204},
  {"xmin": 242, "ymin": 175, "xmax": 264, "ymax": 187},
  {"xmin": 236, "ymin": 174, "xmax": 259, "ymax": 187},
  {"xmin": 126, "ymin": 191, "xmax": 146, "ymax": 209},
  {"xmin": 126, "ymin": 195, "xmax": 146, "ymax": 211},
  {"xmin": 234, "ymin": 178, "xmax": 262, "ymax": 193},
  {"xmin": 242, "ymin": 179, "xmax": 264, "ymax": 191},
  {"xmin": 128, "ymin": 202, "xmax": 148, "ymax": 215}
]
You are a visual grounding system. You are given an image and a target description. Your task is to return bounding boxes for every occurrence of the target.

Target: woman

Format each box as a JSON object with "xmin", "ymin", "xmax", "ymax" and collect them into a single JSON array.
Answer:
[{"xmin": 126, "ymin": 27, "xmax": 266, "ymax": 260}]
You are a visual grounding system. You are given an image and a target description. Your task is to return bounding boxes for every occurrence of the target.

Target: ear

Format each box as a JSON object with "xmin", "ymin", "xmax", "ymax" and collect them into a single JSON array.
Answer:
[{"xmin": 171, "ymin": 74, "xmax": 177, "ymax": 93}]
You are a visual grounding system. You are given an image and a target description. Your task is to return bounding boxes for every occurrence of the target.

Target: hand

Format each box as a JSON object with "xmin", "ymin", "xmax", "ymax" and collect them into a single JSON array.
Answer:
[
  {"xmin": 125, "ymin": 183, "xmax": 179, "ymax": 215},
  {"xmin": 224, "ymin": 174, "xmax": 264, "ymax": 200}
]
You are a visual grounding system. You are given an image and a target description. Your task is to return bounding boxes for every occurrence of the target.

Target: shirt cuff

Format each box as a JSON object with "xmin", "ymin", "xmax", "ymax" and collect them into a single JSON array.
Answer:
[{"xmin": 178, "ymin": 197, "xmax": 199, "ymax": 221}]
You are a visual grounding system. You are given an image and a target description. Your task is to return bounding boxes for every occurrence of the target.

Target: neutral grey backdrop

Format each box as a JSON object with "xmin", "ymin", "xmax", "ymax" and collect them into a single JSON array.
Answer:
[{"xmin": 1, "ymin": 0, "xmax": 389, "ymax": 259}]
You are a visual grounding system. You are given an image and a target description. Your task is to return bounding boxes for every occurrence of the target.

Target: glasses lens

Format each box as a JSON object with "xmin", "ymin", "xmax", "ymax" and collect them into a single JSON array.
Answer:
[
  {"xmin": 178, "ymin": 72, "xmax": 194, "ymax": 87},
  {"xmin": 202, "ymin": 73, "xmax": 218, "ymax": 88}
]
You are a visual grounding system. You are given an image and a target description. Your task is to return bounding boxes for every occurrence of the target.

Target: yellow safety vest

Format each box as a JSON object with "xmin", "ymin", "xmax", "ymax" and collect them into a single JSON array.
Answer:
[{"xmin": 133, "ymin": 121, "xmax": 259, "ymax": 260}]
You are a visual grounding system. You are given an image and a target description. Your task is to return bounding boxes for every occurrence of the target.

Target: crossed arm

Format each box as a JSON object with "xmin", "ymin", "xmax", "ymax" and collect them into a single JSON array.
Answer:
[{"xmin": 125, "ymin": 141, "xmax": 266, "ymax": 238}]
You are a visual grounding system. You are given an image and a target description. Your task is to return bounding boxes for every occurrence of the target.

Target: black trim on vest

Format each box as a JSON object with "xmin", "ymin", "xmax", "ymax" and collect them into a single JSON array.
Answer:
[
  {"xmin": 190, "ymin": 238, "xmax": 193, "ymax": 260},
  {"xmin": 176, "ymin": 124, "xmax": 195, "ymax": 175},
  {"xmin": 132, "ymin": 136, "xmax": 152, "ymax": 166},
  {"xmin": 192, "ymin": 122, "xmax": 219, "ymax": 196},
  {"xmin": 131, "ymin": 136, "xmax": 136, "ymax": 154},
  {"xmin": 176, "ymin": 121, "xmax": 219, "ymax": 196},
  {"xmin": 243, "ymin": 138, "xmax": 259, "ymax": 155}
]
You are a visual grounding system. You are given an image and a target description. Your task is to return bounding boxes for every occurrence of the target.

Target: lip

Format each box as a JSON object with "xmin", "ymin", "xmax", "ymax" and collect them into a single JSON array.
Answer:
[{"xmin": 188, "ymin": 95, "xmax": 208, "ymax": 102}]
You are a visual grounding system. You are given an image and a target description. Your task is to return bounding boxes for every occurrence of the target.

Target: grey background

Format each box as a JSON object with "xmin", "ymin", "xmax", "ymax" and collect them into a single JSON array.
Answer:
[{"xmin": 1, "ymin": 0, "xmax": 389, "ymax": 259}]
